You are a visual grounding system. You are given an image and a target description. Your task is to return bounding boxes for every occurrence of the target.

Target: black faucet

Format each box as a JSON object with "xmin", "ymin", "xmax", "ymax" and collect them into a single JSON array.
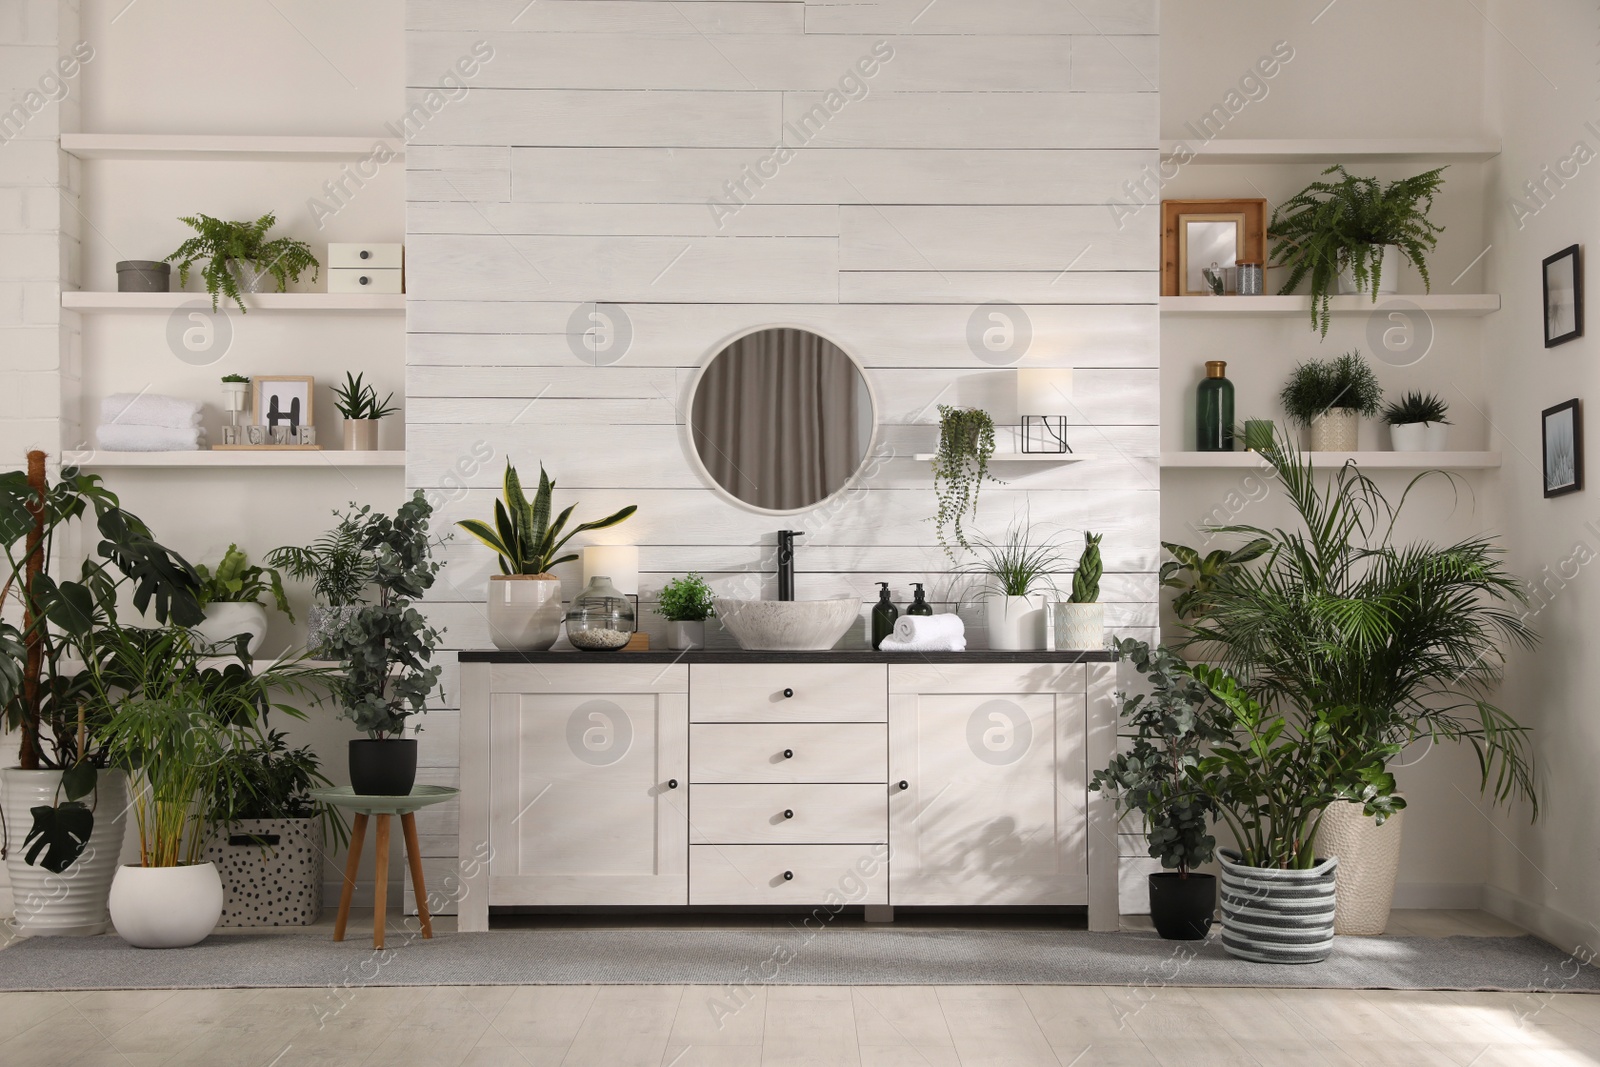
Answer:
[{"xmin": 777, "ymin": 530, "xmax": 803, "ymax": 601}]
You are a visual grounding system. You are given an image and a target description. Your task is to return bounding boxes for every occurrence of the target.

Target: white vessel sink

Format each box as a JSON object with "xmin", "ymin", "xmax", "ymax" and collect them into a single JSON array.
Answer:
[{"xmin": 714, "ymin": 597, "xmax": 861, "ymax": 651}]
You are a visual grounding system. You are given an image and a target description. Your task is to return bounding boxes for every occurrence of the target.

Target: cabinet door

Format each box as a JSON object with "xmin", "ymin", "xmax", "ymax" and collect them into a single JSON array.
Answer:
[
  {"xmin": 888, "ymin": 664, "xmax": 1087, "ymax": 906},
  {"xmin": 487, "ymin": 665, "xmax": 688, "ymax": 905}
]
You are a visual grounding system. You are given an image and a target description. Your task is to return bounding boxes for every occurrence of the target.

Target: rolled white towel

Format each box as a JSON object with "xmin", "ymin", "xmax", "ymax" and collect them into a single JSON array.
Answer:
[
  {"xmin": 893, "ymin": 613, "xmax": 965, "ymax": 644},
  {"xmin": 102, "ymin": 392, "xmax": 203, "ymax": 429},
  {"xmin": 880, "ymin": 633, "xmax": 966, "ymax": 653},
  {"xmin": 97, "ymin": 423, "xmax": 204, "ymax": 451}
]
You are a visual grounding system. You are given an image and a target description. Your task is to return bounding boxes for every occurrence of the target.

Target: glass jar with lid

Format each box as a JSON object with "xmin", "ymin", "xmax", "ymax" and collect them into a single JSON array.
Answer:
[{"xmin": 565, "ymin": 576, "xmax": 636, "ymax": 651}]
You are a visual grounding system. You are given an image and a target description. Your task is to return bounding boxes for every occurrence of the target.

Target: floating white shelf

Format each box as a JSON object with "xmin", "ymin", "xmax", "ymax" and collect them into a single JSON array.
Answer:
[
  {"xmin": 910, "ymin": 453, "xmax": 1089, "ymax": 463},
  {"xmin": 1160, "ymin": 294, "xmax": 1500, "ymax": 316},
  {"xmin": 1160, "ymin": 451, "xmax": 1501, "ymax": 470},
  {"xmin": 60, "ymin": 133, "xmax": 401, "ymax": 162},
  {"xmin": 1159, "ymin": 138, "xmax": 1500, "ymax": 165},
  {"xmin": 62, "ymin": 292, "xmax": 404, "ymax": 312},
  {"xmin": 62, "ymin": 450, "xmax": 405, "ymax": 468}
]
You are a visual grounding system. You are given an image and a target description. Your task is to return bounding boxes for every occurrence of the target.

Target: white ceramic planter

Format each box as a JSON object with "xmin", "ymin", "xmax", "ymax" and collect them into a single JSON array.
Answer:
[
  {"xmin": 192, "ymin": 601, "xmax": 269, "ymax": 656},
  {"xmin": 1310, "ymin": 409, "xmax": 1360, "ymax": 451},
  {"xmin": 109, "ymin": 862, "xmax": 224, "ymax": 948},
  {"xmin": 2, "ymin": 768, "xmax": 129, "ymax": 937},
  {"xmin": 986, "ymin": 595, "xmax": 1046, "ymax": 651},
  {"xmin": 343, "ymin": 419, "xmax": 379, "ymax": 451},
  {"xmin": 1318, "ymin": 800, "xmax": 1405, "ymax": 936},
  {"xmin": 221, "ymin": 381, "xmax": 249, "ymax": 413},
  {"xmin": 1338, "ymin": 244, "xmax": 1401, "ymax": 296},
  {"xmin": 488, "ymin": 574, "xmax": 564, "ymax": 651},
  {"xmin": 667, "ymin": 619, "xmax": 706, "ymax": 651},
  {"xmin": 1389, "ymin": 421, "xmax": 1448, "ymax": 452},
  {"xmin": 1053, "ymin": 602, "xmax": 1105, "ymax": 651}
]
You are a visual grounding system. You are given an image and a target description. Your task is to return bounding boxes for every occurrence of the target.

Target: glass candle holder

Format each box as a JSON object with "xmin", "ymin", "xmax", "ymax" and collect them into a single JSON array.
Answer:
[{"xmin": 565, "ymin": 576, "xmax": 636, "ymax": 651}]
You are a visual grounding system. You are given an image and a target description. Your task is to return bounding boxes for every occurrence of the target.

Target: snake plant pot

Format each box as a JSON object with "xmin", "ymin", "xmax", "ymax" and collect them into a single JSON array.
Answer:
[
  {"xmin": 1337, "ymin": 244, "xmax": 1401, "ymax": 296},
  {"xmin": 667, "ymin": 620, "xmax": 706, "ymax": 651},
  {"xmin": 205, "ymin": 819, "xmax": 323, "ymax": 927},
  {"xmin": 1317, "ymin": 800, "xmax": 1405, "ymax": 936},
  {"xmin": 488, "ymin": 574, "xmax": 564, "ymax": 651},
  {"xmin": 986, "ymin": 595, "xmax": 1046, "ymax": 651},
  {"xmin": 1219, "ymin": 849, "xmax": 1338, "ymax": 963},
  {"xmin": 1052, "ymin": 602, "xmax": 1104, "ymax": 651},
  {"xmin": 2, "ymin": 768, "xmax": 129, "ymax": 937},
  {"xmin": 349, "ymin": 738, "xmax": 419, "ymax": 796},
  {"xmin": 1389, "ymin": 422, "xmax": 1448, "ymax": 452},
  {"xmin": 191, "ymin": 601, "xmax": 269, "ymax": 656},
  {"xmin": 109, "ymin": 862, "xmax": 224, "ymax": 948},
  {"xmin": 343, "ymin": 419, "xmax": 379, "ymax": 451},
  {"xmin": 1148, "ymin": 872, "xmax": 1216, "ymax": 941},
  {"xmin": 116, "ymin": 260, "xmax": 170, "ymax": 292},
  {"xmin": 1310, "ymin": 409, "xmax": 1360, "ymax": 451}
]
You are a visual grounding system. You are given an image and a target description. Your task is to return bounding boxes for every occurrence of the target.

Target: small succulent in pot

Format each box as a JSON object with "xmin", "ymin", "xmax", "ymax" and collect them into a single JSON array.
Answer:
[
  {"xmin": 332, "ymin": 372, "xmax": 399, "ymax": 451},
  {"xmin": 1383, "ymin": 391, "xmax": 1451, "ymax": 452}
]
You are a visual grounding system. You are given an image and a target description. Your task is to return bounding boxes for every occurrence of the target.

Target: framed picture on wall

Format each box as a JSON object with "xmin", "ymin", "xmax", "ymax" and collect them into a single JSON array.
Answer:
[
  {"xmin": 254, "ymin": 376, "xmax": 314, "ymax": 431},
  {"xmin": 1542, "ymin": 398, "xmax": 1583, "ymax": 497},
  {"xmin": 1161, "ymin": 198, "xmax": 1268, "ymax": 297},
  {"xmin": 1543, "ymin": 245, "xmax": 1583, "ymax": 348}
]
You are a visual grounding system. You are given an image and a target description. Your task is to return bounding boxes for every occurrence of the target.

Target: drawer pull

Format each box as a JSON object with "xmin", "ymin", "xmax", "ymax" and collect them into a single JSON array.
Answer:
[
  {"xmin": 898, "ymin": 780, "xmax": 909, "ymax": 791},
  {"xmin": 783, "ymin": 749, "xmax": 794, "ymax": 759},
  {"xmin": 782, "ymin": 687, "xmax": 794, "ymax": 698},
  {"xmin": 359, "ymin": 249, "xmax": 372, "ymax": 259},
  {"xmin": 783, "ymin": 870, "xmax": 794, "ymax": 881},
  {"xmin": 667, "ymin": 779, "xmax": 679, "ymax": 789},
  {"xmin": 783, "ymin": 809, "xmax": 794, "ymax": 819}
]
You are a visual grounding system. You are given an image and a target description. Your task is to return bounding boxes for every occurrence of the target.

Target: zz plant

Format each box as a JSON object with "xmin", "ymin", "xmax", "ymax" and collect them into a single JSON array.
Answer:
[
  {"xmin": 458, "ymin": 461, "xmax": 637, "ymax": 576},
  {"xmin": 165, "ymin": 211, "xmax": 319, "ymax": 313},
  {"xmin": 932, "ymin": 405, "xmax": 999, "ymax": 558}
]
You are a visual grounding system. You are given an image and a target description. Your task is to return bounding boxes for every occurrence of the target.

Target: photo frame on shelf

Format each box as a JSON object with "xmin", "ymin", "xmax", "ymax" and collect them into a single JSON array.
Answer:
[
  {"xmin": 1543, "ymin": 244, "xmax": 1583, "ymax": 348},
  {"xmin": 1542, "ymin": 398, "xmax": 1583, "ymax": 498},
  {"xmin": 253, "ymin": 376, "xmax": 314, "ymax": 431},
  {"xmin": 1161, "ymin": 198, "xmax": 1268, "ymax": 297}
]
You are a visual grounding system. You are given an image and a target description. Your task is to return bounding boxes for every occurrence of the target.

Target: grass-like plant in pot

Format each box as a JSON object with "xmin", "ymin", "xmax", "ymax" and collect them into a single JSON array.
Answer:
[
  {"xmin": 192, "ymin": 543, "xmax": 293, "ymax": 657},
  {"xmin": 932, "ymin": 405, "xmax": 999, "ymax": 558},
  {"xmin": 657, "ymin": 572, "xmax": 716, "ymax": 651},
  {"xmin": 1054, "ymin": 531, "xmax": 1104, "ymax": 650},
  {"xmin": 1279, "ymin": 349, "xmax": 1383, "ymax": 451},
  {"xmin": 1269, "ymin": 165, "xmax": 1446, "ymax": 336},
  {"xmin": 165, "ymin": 211, "xmax": 319, "ymax": 313},
  {"xmin": 333, "ymin": 371, "xmax": 399, "ymax": 452},
  {"xmin": 1382, "ymin": 390, "xmax": 1450, "ymax": 452},
  {"xmin": 456, "ymin": 461, "xmax": 637, "ymax": 653},
  {"xmin": 962, "ymin": 517, "xmax": 1067, "ymax": 651}
]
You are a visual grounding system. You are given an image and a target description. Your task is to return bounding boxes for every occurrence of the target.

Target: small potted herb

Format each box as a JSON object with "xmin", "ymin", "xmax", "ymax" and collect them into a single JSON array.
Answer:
[
  {"xmin": 1279, "ymin": 350, "xmax": 1383, "ymax": 451},
  {"xmin": 1269, "ymin": 165, "xmax": 1446, "ymax": 336},
  {"xmin": 192, "ymin": 543, "xmax": 293, "ymax": 657},
  {"xmin": 332, "ymin": 372, "xmax": 398, "ymax": 451},
  {"xmin": 165, "ymin": 212, "xmax": 319, "ymax": 313},
  {"xmin": 1382, "ymin": 391, "xmax": 1450, "ymax": 452},
  {"xmin": 1053, "ymin": 532, "xmax": 1104, "ymax": 651},
  {"xmin": 962, "ymin": 518, "xmax": 1068, "ymax": 651},
  {"xmin": 932, "ymin": 405, "xmax": 999, "ymax": 558},
  {"xmin": 657, "ymin": 573, "xmax": 716, "ymax": 650}
]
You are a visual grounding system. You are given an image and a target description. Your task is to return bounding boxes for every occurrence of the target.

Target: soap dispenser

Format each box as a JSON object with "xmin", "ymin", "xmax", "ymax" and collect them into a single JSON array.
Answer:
[
  {"xmin": 871, "ymin": 583, "xmax": 899, "ymax": 649},
  {"xmin": 906, "ymin": 583, "xmax": 933, "ymax": 616}
]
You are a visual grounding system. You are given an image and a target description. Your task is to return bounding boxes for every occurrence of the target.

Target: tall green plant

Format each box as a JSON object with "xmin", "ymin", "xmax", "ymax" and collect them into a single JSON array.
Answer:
[
  {"xmin": 932, "ymin": 406, "xmax": 999, "ymax": 558},
  {"xmin": 165, "ymin": 211, "xmax": 319, "ymax": 313},
  {"xmin": 1069, "ymin": 531, "xmax": 1103, "ymax": 604},
  {"xmin": 457, "ymin": 461, "xmax": 637, "ymax": 576},
  {"xmin": 1160, "ymin": 539, "xmax": 1271, "ymax": 621},
  {"xmin": 962, "ymin": 518, "xmax": 1067, "ymax": 599}
]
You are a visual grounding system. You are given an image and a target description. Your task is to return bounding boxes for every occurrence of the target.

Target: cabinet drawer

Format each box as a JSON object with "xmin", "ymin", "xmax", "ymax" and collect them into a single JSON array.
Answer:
[
  {"xmin": 328, "ymin": 267, "xmax": 403, "ymax": 293},
  {"xmin": 328, "ymin": 242, "xmax": 403, "ymax": 268},
  {"xmin": 691, "ymin": 784, "xmax": 885, "ymax": 844},
  {"xmin": 691, "ymin": 723, "xmax": 885, "ymax": 784},
  {"xmin": 690, "ymin": 844, "xmax": 888, "ymax": 905},
  {"xmin": 691, "ymin": 663, "xmax": 886, "ymax": 723}
]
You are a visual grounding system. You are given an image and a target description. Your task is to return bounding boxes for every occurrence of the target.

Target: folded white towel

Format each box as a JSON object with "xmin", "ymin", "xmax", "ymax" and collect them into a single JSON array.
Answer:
[
  {"xmin": 97, "ymin": 423, "xmax": 204, "ymax": 451},
  {"xmin": 880, "ymin": 633, "xmax": 966, "ymax": 653},
  {"xmin": 881, "ymin": 613, "xmax": 967, "ymax": 653},
  {"xmin": 102, "ymin": 393, "xmax": 203, "ymax": 429}
]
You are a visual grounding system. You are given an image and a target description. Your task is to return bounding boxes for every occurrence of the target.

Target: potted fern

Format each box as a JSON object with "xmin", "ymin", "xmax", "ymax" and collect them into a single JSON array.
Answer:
[
  {"xmin": 332, "ymin": 371, "xmax": 398, "ymax": 451},
  {"xmin": 1053, "ymin": 531, "xmax": 1104, "ymax": 650},
  {"xmin": 165, "ymin": 211, "xmax": 319, "ymax": 313},
  {"xmin": 1269, "ymin": 166, "xmax": 1446, "ymax": 336},
  {"xmin": 1279, "ymin": 350, "xmax": 1383, "ymax": 451},
  {"xmin": 932, "ymin": 406, "xmax": 998, "ymax": 559},
  {"xmin": 657, "ymin": 572, "xmax": 716, "ymax": 650},
  {"xmin": 1383, "ymin": 391, "xmax": 1450, "ymax": 452}
]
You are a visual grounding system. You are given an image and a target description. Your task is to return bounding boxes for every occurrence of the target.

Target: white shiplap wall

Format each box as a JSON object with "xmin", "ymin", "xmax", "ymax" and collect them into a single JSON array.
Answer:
[{"xmin": 403, "ymin": 0, "xmax": 1160, "ymax": 905}]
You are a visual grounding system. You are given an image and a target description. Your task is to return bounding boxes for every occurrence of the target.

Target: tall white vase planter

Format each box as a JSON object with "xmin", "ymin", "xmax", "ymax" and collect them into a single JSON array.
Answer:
[
  {"xmin": 986, "ymin": 596, "xmax": 1046, "ymax": 651},
  {"xmin": 1318, "ymin": 800, "xmax": 1405, "ymax": 936},
  {"xmin": 487, "ymin": 574, "xmax": 564, "ymax": 651},
  {"xmin": 1, "ymin": 769, "xmax": 129, "ymax": 936}
]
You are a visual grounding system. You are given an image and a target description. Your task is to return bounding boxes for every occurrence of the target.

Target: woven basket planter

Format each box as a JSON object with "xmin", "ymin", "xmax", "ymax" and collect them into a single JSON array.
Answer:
[{"xmin": 1219, "ymin": 848, "xmax": 1338, "ymax": 964}]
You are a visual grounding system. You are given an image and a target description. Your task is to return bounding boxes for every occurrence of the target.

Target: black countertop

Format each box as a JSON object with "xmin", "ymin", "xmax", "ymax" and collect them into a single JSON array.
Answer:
[{"xmin": 458, "ymin": 649, "xmax": 1117, "ymax": 664}]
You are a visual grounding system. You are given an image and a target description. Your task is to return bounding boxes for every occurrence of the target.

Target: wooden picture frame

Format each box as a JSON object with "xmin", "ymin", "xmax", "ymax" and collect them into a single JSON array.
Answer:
[
  {"xmin": 1543, "ymin": 244, "xmax": 1583, "ymax": 348},
  {"xmin": 1161, "ymin": 198, "xmax": 1268, "ymax": 297},
  {"xmin": 1542, "ymin": 398, "xmax": 1583, "ymax": 498},
  {"xmin": 253, "ymin": 376, "xmax": 314, "ymax": 431}
]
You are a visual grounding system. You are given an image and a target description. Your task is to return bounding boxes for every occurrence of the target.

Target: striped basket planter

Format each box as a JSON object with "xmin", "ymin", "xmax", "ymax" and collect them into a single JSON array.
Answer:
[{"xmin": 1219, "ymin": 848, "xmax": 1339, "ymax": 964}]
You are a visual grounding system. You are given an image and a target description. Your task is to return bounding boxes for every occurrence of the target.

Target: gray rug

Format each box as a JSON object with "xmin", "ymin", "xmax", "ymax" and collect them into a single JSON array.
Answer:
[{"xmin": 2, "ymin": 928, "xmax": 1596, "ymax": 993}]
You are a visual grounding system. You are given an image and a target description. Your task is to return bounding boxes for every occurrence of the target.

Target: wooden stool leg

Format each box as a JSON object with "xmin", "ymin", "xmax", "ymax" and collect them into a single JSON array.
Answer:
[
  {"xmin": 333, "ymin": 813, "xmax": 368, "ymax": 943},
  {"xmin": 372, "ymin": 814, "xmax": 391, "ymax": 950},
  {"xmin": 401, "ymin": 812, "xmax": 433, "ymax": 939}
]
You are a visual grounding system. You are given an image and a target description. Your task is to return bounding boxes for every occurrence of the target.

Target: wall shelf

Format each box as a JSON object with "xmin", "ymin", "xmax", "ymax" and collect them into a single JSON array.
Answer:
[
  {"xmin": 62, "ymin": 292, "xmax": 404, "ymax": 312},
  {"xmin": 910, "ymin": 453, "xmax": 1089, "ymax": 463},
  {"xmin": 1160, "ymin": 451, "xmax": 1501, "ymax": 470},
  {"xmin": 62, "ymin": 450, "xmax": 405, "ymax": 468},
  {"xmin": 1160, "ymin": 294, "xmax": 1500, "ymax": 316},
  {"xmin": 60, "ymin": 133, "xmax": 400, "ymax": 162},
  {"xmin": 1159, "ymin": 138, "xmax": 1501, "ymax": 165}
]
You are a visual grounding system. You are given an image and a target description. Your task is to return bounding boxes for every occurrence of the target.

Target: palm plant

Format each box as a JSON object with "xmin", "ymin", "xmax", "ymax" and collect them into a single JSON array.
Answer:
[
  {"xmin": 457, "ymin": 461, "xmax": 637, "ymax": 575},
  {"xmin": 267, "ymin": 515, "xmax": 376, "ymax": 607},
  {"xmin": 165, "ymin": 212, "xmax": 319, "ymax": 313}
]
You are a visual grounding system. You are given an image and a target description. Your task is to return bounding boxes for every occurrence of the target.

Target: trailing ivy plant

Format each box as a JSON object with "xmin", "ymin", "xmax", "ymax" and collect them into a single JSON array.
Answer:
[
  {"xmin": 931, "ymin": 405, "xmax": 999, "ymax": 558},
  {"xmin": 1279, "ymin": 350, "xmax": 1383, "ymax": 425},
  {"xmin": 1269, "ymin": 165, "xmax": 1446, "ymax": 336},
  {"xmin": 1382, "ymin": 391, "xmax": 1450, "ymax": 426},
  {"xmin": 165, "ymin": 212, "xmax": 319, "ymax": 313}
]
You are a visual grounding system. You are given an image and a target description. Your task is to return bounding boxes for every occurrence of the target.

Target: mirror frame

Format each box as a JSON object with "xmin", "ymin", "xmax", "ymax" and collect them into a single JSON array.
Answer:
[{"xmin": 683, "ymin": 324, "xmax": 881, "ymax": 516}]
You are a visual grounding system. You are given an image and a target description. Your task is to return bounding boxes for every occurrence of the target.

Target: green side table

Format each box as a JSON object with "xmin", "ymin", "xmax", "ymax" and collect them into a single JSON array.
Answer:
[{"xmin": 311, "ymin": 785, "xmax": 459, "ymax": 949}]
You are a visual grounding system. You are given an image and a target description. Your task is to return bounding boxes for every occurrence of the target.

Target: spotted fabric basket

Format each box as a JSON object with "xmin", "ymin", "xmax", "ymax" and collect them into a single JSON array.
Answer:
[{"xmin": 204, "ymin": 819, "xmax": 323, "ymax": 927}]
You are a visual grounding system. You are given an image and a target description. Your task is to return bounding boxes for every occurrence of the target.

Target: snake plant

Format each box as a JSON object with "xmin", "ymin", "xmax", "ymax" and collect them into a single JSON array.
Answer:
[{"xmin": 457, "ymin": 461, "xmax": 637, "ymax": 575}]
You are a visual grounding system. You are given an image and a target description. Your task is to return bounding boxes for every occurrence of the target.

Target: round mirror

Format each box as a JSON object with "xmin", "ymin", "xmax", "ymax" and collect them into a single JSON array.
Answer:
[{"xmin": 689, "ymin": 327, "xmax": 874, "ymax": 513}]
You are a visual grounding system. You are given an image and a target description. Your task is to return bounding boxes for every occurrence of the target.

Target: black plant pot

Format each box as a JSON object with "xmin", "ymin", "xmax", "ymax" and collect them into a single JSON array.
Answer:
[
  {"xmin": 348, "ymin": 739, "xmax": 418, "ymax": 796},
  {"xmin": 1148, "ymin": 872, "xmax": 1217, "ymax": 940}
]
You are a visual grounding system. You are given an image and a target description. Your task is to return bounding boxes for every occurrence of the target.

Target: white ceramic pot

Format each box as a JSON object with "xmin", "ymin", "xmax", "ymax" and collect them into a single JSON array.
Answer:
[
  {"xmin": 343, "ymin": 419, "xmax": 379, "ymax": 451},
  {"xmin": 1390, "ymin": 421, "xmax": 1448, "ymax": 452},
  {"xmin": 2, "ymin": 768, "xmax": 129, "ymax": 937},
  {"xmin": 109, "ymin": 862, "xmax": 224, "ymax": 948},
  {"xmin": 221, "ymin": 381, "xmax": 249, "ymax": 413},
  {"xmin": 1318, "ymin": 800, "xmax": 1405, "ymax": 936},
  {"xmin": 1338, "ymin": 244, "xmax": 1401, "ymax": 296},
  {"xmin": 986, "ymin": 595, "xmax": 1046, "ymax": 651},
  {"xmin": 192, "ymin": 601, "xmax": 269, "ymax": 656},
  {"xmin": 1310, "ymin": 409, "xmax": 1360, "ymax": 451},
  {"xmin": 1053, "ymin": 602, "xmax": 1105, "ymax": 651},
  {"xmin": 488, "ymin": 574, "xmax": 564, "ymax": 651},
  {"xmin": 667, "ymin": 619, "xmax": 706, "ymax": 651}
]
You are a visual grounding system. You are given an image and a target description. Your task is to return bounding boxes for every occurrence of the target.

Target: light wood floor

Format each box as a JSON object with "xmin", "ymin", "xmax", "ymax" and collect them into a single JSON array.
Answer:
[{"xmin": 2, "ymin": 911, "xmax": 1597, "ymax": 1066}]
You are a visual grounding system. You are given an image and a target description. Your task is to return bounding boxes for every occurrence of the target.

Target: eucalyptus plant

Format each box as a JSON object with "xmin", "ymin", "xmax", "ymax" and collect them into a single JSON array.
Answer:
[
  {"xmin": 458, "ymin": 461, "xmax": 637, "ymax": 576},
  {"xmin": 1279, "ymin": 350, "xmax": 1383, "ymax": 425},
  {"xmin": 932, "ymin": 405, "xmax": 999, "ymax": 558},
  {"xmin": 165, "ymin": 211, "xmax": 319, "ymax": 313}
]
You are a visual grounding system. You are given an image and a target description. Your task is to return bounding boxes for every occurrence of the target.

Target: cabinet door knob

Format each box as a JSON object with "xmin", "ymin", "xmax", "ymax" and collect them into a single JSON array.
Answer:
[
  {"xmin": 667, "ymin": 779, "xmax": 679, "ymax": 789},
  {"xmin": 898, "ymin": 780, "xmax": 909, "ymax": 791},
  {"xmin": 359, "ymin": 249, "xmax": 371, "ymax": 259},
  {"xmin": 783, "ymin": 870, "xmax": 794, "ymax": 881},
  {"xmin": 782, "ymin": 687, "xmax": 794, "ymax": 698},
  {"xmin": 783, "ymin": 749, "xmax": 794, "ymax": 759},
  {"xmin": 783, "ymin": 809, "xmax": 794, "ymax": 819},
  {"xmin": 358, "ymin": 275, "xmax": 371, "ymax": 285}
]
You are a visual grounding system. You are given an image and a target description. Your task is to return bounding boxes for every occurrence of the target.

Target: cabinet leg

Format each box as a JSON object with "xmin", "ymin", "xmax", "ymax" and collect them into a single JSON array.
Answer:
[
  {"xmin": 864, "ymin": 905, "xmax": 894, "ymax": 923},
  {"xmin": 373, "ymin": 814, "xmax": 391, "ymax": 950},
  {"xmin": 401, "ymin": 812, "xmax": 433, "ymax": 939},
  {"xmin": 334, "ymin": 813, "xmax": 368, "ymax": 943}
]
